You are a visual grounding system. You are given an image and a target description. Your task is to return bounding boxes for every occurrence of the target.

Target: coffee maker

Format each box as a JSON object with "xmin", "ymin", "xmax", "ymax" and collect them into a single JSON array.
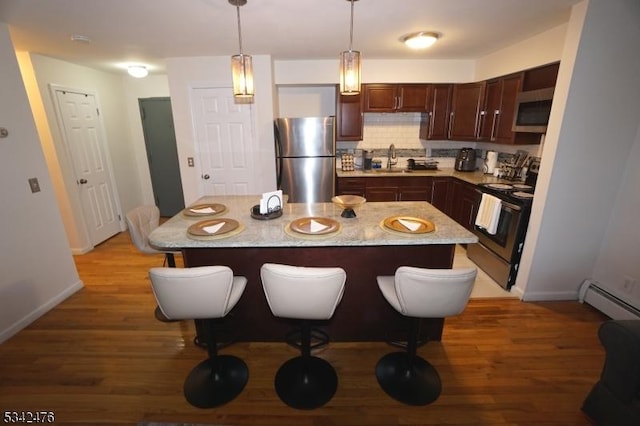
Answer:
[{"xmin": 455, "ymin": 148, "xmax": 477, "ymax": 172}]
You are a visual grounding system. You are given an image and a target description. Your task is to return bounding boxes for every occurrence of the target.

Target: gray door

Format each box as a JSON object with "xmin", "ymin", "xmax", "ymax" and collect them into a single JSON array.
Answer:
[{"xmin": 139, "ymin": 98, "xmax": 184, "ymax": 216}]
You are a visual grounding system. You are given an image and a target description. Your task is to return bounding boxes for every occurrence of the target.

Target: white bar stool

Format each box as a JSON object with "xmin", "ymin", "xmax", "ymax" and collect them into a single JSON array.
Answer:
[
  {"xmin": 149, "ymin": 265, "xmax": 248, "ymax": 408},
  {"xmin": 376, "ymin": 266, "xmax": 477, "ymax": 406},
  {"xmin": 260, "ymin": 263, "xmax": 346, "ymax": 410}
]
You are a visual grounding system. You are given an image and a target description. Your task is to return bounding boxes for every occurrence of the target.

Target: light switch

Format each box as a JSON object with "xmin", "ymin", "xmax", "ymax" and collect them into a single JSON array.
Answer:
[{"xmin": 28, "ymin": 177, "xmax": 41, "ymax": 193}]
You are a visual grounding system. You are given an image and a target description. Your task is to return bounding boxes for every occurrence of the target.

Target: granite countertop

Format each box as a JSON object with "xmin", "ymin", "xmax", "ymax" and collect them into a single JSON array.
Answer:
[
  {"xmin": 149, "ymin": 195, "xmax": 478, "ymax": 250},
  {"xmin": 336, "ymin": 167, "xmax": 514, "ymax": 186}
]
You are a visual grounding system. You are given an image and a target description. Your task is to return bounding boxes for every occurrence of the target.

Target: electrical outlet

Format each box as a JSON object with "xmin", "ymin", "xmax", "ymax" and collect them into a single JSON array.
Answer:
[
  {"xmin": 28, "ymin": 177, "xmax": 41, "ymax": 193},
  {"xmin": 187, "ymin": 157, "xmax": 194, "ymax": 167},
  {"xmin": 623, "ymin": 276, "xmax": 637, "ymax": 293}
]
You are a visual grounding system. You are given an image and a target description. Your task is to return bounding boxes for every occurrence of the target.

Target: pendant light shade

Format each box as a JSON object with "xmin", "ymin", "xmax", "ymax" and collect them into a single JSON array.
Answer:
[
  {"xmin": 229, "ymin": 0, "xmax": 254, "ymax": 99},
  {"xmin": 339, "ymin": 0, "xmax": 361, "ymax": 96},
  {"xmin": 231, "ymin": 54, "xmax": 254, "ymax": 98},
  {"xmin": 339, "ymin": 50, "xmax": 361, "ymax": 95}
]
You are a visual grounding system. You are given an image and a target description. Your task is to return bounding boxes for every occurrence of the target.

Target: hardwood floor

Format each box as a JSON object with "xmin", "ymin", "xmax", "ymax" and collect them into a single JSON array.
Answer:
[{"xmin": 0, "ymin": 231, "xmax": 608, "ymax": 425}]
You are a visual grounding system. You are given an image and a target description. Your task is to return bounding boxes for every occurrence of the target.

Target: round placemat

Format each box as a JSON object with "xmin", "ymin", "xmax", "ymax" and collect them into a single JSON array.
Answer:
[
  {"xmin": 182, "ymin": 203, "xmax": 227, "ymax": 218},
  {"xmin": 186, "ymin": 222, "xmax": 245, "ymax": 240},
  {"xmin": 284, "ymin": 221, "xmax": 342, "ymax": 240},
  {"xmin": 382, "ymin": 216, "xmax": 435, "ymax": 234}
]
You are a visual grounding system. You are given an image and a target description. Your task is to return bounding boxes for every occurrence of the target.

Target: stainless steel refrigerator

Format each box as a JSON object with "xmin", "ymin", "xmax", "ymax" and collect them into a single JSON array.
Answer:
[{"xmin": 274, "ymin": 117, "xmax": 336, "ymax": 203}]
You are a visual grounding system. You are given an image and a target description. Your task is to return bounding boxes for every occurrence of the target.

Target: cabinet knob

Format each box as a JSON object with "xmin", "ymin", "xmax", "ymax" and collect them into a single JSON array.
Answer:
[
  {"xmin": 202, "ymin": 174, "xmax": 210, "ymax": 180},
  {"xmin": 79, "ymin": 178, "xmax": 88, "ymax": 184}
]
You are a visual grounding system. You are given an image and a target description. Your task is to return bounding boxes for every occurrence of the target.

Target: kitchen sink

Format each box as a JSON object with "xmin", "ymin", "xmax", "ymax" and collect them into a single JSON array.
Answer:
[{"xmin": 373, "ymin": 168, "xmax": 410, "ymax": 173}]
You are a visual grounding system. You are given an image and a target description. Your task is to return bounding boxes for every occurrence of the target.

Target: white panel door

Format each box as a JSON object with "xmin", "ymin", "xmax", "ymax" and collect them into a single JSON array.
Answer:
[
  {"xmin": 54, "ymin": 90, "xmax": 121, "ymax": 246},
  {"xmin": 191, "ymin": 87, "xmax": 256, "ymax": 196}
]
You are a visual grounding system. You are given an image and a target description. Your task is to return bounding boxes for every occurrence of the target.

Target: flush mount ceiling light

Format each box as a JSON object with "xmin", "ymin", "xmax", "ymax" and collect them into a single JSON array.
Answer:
[
  {"xmin": 402, "ymin": 31, "xmax": 440, "ymax": 49},
  {"xmin": 339, "ymin": 0, "xmax": 361, "ymax": 96},
  {"xmin": 127, "ymin": 65, "xmax": 148, "ymax": 78},
  {"xmin": 229, "ymin": 0, "xmax": 254, "ymax": 100},
  {"xmin": 70, "ymin": 34, "xmax": 92, "ymax": 43}
]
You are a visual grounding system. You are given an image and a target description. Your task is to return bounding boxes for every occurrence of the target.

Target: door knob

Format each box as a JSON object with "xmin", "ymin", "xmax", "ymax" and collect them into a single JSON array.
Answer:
[
  {"xmin": 79, "ymin": 179, "xmax": 88, "ymax": 184},
  {"xmin": 202, "ymin": 174, "xmax": 210, "ymax": 180}
]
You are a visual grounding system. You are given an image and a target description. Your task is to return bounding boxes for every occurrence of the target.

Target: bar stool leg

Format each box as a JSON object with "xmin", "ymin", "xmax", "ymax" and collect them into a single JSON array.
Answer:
[
  {"xmin": 183, "ymin": 319, "xmax": 249, "ymax": 408},
  {"xmin": 375, "ymin": 318, "xmax": 442, "ymax": 406},
  {"xmin": 274, "ymin": 321, "xmax": 338, "ymax": 410}
]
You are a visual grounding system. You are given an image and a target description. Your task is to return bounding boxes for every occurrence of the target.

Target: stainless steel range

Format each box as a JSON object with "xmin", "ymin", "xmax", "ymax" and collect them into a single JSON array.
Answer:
[{"xmin": 467, "ymin": 170, "xmax": 538, "ymax": 290}]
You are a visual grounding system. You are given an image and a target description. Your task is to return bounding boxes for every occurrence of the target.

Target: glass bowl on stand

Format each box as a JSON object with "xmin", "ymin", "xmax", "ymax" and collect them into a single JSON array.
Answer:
[{"xmin": 331, "ymin": 195, "xmax": 366, "ymax": 218}]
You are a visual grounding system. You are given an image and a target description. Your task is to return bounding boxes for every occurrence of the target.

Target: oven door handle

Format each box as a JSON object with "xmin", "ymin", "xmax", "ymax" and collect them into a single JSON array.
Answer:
[{"xmin": 475, "ymin": 189, "xmax": 522, "ymax": 211}]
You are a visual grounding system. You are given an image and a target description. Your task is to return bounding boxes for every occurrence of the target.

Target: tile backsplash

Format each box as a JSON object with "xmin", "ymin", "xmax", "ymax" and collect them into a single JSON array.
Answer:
[
  {"xmin": 336, "ymin": 112, "xmax": 542, "ymax": 170},
  {"xmin": 361, "ymin": 113, "xmax": 424, "ymax": 149}
]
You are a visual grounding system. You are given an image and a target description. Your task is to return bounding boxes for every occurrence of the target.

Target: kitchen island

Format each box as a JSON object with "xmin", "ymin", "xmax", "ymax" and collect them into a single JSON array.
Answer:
[{"xmin": 150, "ymin": 195, "xmax": 477, "ymax": 342}]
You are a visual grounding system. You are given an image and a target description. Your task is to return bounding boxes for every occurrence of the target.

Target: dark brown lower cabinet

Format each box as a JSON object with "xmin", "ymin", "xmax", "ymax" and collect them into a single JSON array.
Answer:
[
  {"xmin": 431, "ymin": 178, "xmax": 453, "ymax": 214},
  {"xmin": 337, "ymin": 176, "xmax": 433, "ymax": 202},
  {"xmin": 336, "ymin": 175, "xmax": 481, "ymax": 230},
  {"xmin": 450, "ymin": 179, "xmax": 481, "ymax": 230},
  {"xmin": 336, "ymin": 177, "xmax": 366, "ymax": 197}
]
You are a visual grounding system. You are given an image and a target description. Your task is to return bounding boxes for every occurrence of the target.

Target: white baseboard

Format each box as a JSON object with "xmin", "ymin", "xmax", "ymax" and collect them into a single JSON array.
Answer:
[
  {"xmin": 579, "ymin": 279, "xmax": 640, "ymax": 320},
  {"xmin": 520, "ymin": 289, "xmax": 580, "ymax": 302},
  {"xmin": 0, "ymin": 280, "xmax": 84, "ymax": 344},
  {"xmin": 71, "ymin": 245, "xmax": 93, "ymax": 255}
]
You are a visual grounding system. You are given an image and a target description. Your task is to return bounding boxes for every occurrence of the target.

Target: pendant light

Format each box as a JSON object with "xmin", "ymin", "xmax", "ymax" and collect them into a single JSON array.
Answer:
[
  {"xmin": 339, "ymin": 0, "xmax": 361, "ymax": 96},
  {"xmin": 229, "ymin": 0, "xmax": 254, "ymax": 99}
]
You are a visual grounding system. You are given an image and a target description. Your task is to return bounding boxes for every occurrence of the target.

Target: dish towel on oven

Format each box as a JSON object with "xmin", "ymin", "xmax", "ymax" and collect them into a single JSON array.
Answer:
[{"xmin": 475, "ymin": 193, "xmax": 502, "ymax": 235}]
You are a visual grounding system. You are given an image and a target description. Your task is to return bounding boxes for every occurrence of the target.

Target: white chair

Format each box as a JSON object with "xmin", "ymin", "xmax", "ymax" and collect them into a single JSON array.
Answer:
[
  {"xmin": 149, "ymin": 266, "xmax": 248, "ymax": 408},
  {"xmin": 126, "ymin": 205, "xmax": 179, "ymax": 322},
  {"xmin": 126, "ymin": 205, "xmax": 177, "ymax": 265},
  {"xmin": 260, "ymin": 263, "xmax": 346, "ymax": 410},
  {"xmin": 376, "ymin": 266, "xmax": 477, "ymax": 406}
]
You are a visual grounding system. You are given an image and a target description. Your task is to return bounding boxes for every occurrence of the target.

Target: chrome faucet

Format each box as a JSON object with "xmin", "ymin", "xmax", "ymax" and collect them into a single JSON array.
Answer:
[{"xmin": 387, "ymin": 144, "xmax": 397, "ymax": 169}]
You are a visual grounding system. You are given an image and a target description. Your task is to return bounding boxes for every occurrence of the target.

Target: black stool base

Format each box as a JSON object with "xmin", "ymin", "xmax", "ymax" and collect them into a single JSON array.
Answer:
[
  {"xmin": 375, "ymin": 352, "xmax": 441, "ymax": 406},
  {"xmin": 154, "ymin": 306, "xmax": 178, "ymax": 323},
  {"xmin": 183, "ymin": 355, "xmax": 248, "ymax": 408},
  {"xmin": 275, "ymin": 356, "xmax": 337, "ymax": 410}
]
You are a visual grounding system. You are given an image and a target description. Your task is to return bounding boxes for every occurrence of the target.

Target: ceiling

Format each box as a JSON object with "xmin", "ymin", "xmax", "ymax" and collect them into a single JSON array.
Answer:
[{"xmin": 0, "ymin": 0, "xmax": 582, "ymax": 76}]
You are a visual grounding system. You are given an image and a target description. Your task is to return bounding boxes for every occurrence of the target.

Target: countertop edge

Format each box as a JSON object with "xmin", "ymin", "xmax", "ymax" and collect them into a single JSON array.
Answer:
[{"xmin": 336, "ymin": 167, "xmax": 520, "ymax": 186}]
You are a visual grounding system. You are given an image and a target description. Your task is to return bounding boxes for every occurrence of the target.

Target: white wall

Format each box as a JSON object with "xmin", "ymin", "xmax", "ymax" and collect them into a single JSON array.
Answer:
[
  {"xmin": 0, "ymin": 24, "xmax": 83, "ymax": 343},
  {"xmin": 23, "ymin": 54, "xmax": 141, "ymax": 252},
  {"xmin": 515, "ymin": 0, "xmax": 640, "ymax": 301},
  {"xmin": 276, "ymin": 85, "xmax": 336, "ymax": 118},
  {"xmin": 274, "ymin": 59, "xmax": 476, "ymax": 85},
  {"xmin": 591, "ymin": 125, "xmax": 640, "ymax": 305},
  {"xmin": 165, "ymin": 55, "xmax": 277, "ymax": 205},
  {"xmin": 475, "ymin": 24, "xmax": 568, "ymax": 81}
]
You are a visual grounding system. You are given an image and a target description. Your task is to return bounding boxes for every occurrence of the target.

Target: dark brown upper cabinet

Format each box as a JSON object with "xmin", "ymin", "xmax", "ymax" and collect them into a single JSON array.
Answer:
[
  {"xmin": 449, "ymin": 82, "xmax": 486, "ymax": 140},
  {"xmin": 363, "ymin": 84, "xmax": 429, "ymax": 113},
  {"xmin": 336, "ymin": 86, "xmax": 363, "ymax": 141},
  {"xmin": 479, "ymin": 73, "xmax": 535, "ymax": 144},
  {"xmin": 419, "ymin": 84, "xmax": 453, "ymax": 140}
]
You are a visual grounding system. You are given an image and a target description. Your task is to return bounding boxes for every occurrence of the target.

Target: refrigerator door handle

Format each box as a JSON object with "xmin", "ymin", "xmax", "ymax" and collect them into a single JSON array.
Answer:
[{"xmin": 274, "ymin": 122, "xmax": 283, "ymax": 189}]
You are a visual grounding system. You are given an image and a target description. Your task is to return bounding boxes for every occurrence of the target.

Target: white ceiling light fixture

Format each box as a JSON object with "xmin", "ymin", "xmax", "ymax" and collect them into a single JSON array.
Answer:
[
  {"xmin": 229, "ymin": 0, "xmax": 254, "ymax": 100},
  {"xmin": 70, "ymin": 34, "xmax": 92, "ymax": 44},
  {"xmin": 339, "ymin": 0, "xmax": 361, "ymax": 96},
  {"xmin": 402, "ymin": 31, "xmax": 440, "ymax": 49},
  {"xmin": 127, "ymin": 65, "xmax": 149, "ymax": 78}
]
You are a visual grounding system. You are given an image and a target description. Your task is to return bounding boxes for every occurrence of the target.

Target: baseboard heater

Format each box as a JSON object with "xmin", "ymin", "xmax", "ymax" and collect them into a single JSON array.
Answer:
[{"xmin": 579, "ymin": 280, "xmax": 640, "ymax": 320}]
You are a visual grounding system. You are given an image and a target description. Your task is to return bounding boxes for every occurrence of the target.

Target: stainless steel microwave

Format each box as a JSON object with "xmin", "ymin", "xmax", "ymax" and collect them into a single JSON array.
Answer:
[{"xmin": 512, "ymin": 87, "xmax": 555, "ymax": 133}]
